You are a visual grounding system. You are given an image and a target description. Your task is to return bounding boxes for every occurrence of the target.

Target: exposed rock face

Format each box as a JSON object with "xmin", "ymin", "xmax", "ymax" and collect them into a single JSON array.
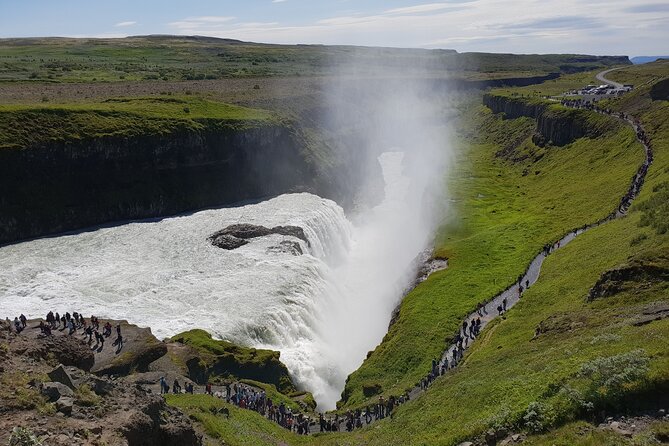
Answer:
[
  {"xmin": 588, "ymin": 259, "xmax": 669, "ymax": 301},
  {"xmin": 121, "ymin": 394, "xmax": 201, "ymax": 446},
  {"xmin": 650, "ymin": 78, "xmax": 669, "ymax": 101},
  {"xmin": 92, "ymin": 323, "xmax": 168, "ymax": 376},
  {"xmin": 11, "ymin": 332, "xmax": 95, "ymax": 371},
  {"xmin": 0, "ymin": 121, "xmax": 318, "ymax": 246},
  {"xmin": 482, "ymin": 93, "xmax": 609, "ymax": 147},
  {"xmin": 208, "ymin": 223, "xmax": 309, "ymax": 250}
]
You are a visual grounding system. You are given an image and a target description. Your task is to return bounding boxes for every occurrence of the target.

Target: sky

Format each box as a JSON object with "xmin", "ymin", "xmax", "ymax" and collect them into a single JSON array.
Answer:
[{"xmin": 0, "ymin": 0, "xmax": 667, "ymax": 56}]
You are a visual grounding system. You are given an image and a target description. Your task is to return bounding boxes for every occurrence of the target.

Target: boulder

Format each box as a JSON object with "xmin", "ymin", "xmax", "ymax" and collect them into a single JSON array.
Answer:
[
  {"xmin": 41, "ymin": 382, "xmax": 74, "ymax": 402},
  {"xmin": 55, "ymin": 396, "xmax": 74, "ymax": 416},
  {"xmin": 215, "ymin": 223, "xmax": 273, "ymax": 239},
  {"xmin": 272, "ymin": 226, "xmax": 310, "ymax": 245},
  {"xmin": 88, "ymin": 376, "xmax": 115, "ymax": 395},
  {"xmin": 208, "ymin": 223, "xmax": 310, "ymax": 251},
  {"xmin": 48, "ymin": 364, "xmax": 76, "ymax": 390}
]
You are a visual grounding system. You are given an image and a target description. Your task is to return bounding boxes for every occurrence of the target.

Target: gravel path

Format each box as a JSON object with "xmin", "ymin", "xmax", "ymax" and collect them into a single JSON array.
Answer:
[{"xmin": 596, "ymin": 67, "xmax": 625, "ymax": 89}]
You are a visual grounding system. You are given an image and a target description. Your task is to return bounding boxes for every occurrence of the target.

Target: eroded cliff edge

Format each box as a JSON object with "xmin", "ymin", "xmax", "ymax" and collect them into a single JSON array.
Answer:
[{"xmin": 0, "ymin": 105, "xmax": 365, "ymax": 245}]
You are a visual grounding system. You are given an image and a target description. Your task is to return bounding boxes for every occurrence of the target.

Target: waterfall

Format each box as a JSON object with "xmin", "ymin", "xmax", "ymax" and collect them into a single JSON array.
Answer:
[{"xmin": 0, "ymin": 151, "xmax": 436, "ymax": 410}]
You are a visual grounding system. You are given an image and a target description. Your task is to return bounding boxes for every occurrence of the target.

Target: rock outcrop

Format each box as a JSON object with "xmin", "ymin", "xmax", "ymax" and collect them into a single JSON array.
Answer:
[
  {"xmin": 650, "ymin": 78, "xmax": 669, "ymax": 101},
  {"xmin": 208, "ymin": 223, "xmax": 309, "ymax": 250},
  {"xmin": 0, "ymin": 319, "xmax": 201, "ymax": 446},
  {"xmin": 170, "ymin": 329, "xmax": 297, "ymax": 394},
  {"xmin": 91, "ymin": 323, "xmax": 168, "ymax": 376},
  {"xmin": 588, "ymin": 257, "xmax": 669, "ymax": 301}
]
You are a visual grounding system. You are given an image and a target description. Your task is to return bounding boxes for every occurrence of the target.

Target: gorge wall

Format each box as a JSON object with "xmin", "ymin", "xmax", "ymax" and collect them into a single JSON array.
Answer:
[
  {"xmin": 482, "ymin": 93, "xmax": 611, "ymax": 146},
  {"xmin": 0, "ymin": 120, "xmax": 323, "ymax": 245}
]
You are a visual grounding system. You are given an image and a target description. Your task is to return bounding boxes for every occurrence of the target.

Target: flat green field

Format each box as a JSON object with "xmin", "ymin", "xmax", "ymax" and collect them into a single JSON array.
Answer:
[
  {"xmin": 0, "ymin": 96, "xmax": 279, "ymax": 150},
  {"xmin": 0, "ymin": 36, "xmax": 627, "ymax": 83}
]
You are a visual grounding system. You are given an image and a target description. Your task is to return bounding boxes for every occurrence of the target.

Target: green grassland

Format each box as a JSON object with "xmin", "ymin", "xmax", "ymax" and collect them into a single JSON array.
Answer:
[
  {"xmin": 0, "ymin": 36, "xmax": 628, "ymax": 83},
  {"xmin": 0, "ymin": 96, "xmax": 279, "ymax": 150},
  {"xmin": 607, "ymin": 59, "xmax": 669, "ymax": 89},
  {"xmin": 521, "ymin": 420, "xmax": 669, "ymax": 446}
]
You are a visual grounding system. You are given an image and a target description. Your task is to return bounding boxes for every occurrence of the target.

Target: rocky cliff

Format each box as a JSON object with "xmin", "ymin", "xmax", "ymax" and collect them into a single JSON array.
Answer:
[
  {"xmin": 482, "ymin": 93, "xmax": 611, "ymax": 146},
  {"xmin": 0, "ymin": 120, "xmax": 320, "ymax": 245}
]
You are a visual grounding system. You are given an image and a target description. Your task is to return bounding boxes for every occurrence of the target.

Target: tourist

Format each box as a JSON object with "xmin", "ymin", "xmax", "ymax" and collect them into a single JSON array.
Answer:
[
  {"xmin": 159, "ymin": 376, "xmax": 169, "ymax": 394},
  {"xmin": 103, "ymin": 322, "xmax": 112, "ymax": 337}
]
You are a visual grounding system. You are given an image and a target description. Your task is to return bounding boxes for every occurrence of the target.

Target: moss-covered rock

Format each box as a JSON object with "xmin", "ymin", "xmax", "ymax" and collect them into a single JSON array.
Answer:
[{"xmin": 170, "ymin": 329, "xmax": 296, "ymax": 394}]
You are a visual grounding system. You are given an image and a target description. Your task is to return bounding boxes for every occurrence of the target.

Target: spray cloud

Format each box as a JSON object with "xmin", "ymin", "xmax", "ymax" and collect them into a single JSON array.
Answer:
[{"xmin": 301, "ymin": 50, "xmax": 458, "ymax": 409}]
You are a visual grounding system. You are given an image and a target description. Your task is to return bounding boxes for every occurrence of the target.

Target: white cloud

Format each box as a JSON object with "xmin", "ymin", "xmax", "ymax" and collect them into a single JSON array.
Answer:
[
  {"xmin": 384, "ymin": 2, "xmax": 464, "ymax": 15},
  {"xmin": 272, "ymin": 0, "xmax": 288, "ymax": 3},
  {"xmin": 165, "ymin": 0, "xmax": 669, "ymax": 55},
  {"xmin": 114, "ymin": 21, "xmax": 137, "ymax": 27}
]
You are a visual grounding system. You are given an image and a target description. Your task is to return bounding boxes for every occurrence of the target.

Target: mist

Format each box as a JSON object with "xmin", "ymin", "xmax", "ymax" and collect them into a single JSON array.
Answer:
[{"xmin": 300, "ymin": 53, "xmax": 457, "ymax": 409}]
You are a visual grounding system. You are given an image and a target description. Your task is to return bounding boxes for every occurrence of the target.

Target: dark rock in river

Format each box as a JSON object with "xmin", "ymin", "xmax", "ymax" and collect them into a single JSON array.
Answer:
[{"xmin": 208, "ymin": 223, "xmax": 309, "ymax": 250}]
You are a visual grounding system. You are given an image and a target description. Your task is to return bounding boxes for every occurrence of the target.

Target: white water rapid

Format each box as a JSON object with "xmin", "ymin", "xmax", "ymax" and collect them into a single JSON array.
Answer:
[{"xmin": 0, "ymin": 151, "xmax": 435, "ymax": 410}]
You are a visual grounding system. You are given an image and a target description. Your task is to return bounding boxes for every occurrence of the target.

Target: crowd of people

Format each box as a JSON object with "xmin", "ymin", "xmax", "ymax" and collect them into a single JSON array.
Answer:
[{"xmin": 5, "ymin": 310, "xmax": 124, "ymax": 354}]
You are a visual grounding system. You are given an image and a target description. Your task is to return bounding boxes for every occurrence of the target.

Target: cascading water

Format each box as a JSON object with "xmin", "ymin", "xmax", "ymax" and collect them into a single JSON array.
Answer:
[{"xmin": 0, "ymin": 148, "xmax": 436, "ymax": 410}]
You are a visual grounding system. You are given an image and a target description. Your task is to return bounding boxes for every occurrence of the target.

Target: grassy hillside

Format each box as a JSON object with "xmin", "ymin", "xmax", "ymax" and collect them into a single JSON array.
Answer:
[
  {"xmin": 165, "ymin": 394, "xmax": 312, "ymax": 446},
  {"xmin": 0, "ymin": 36, "xmax": 628, "ymax": 83}
]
